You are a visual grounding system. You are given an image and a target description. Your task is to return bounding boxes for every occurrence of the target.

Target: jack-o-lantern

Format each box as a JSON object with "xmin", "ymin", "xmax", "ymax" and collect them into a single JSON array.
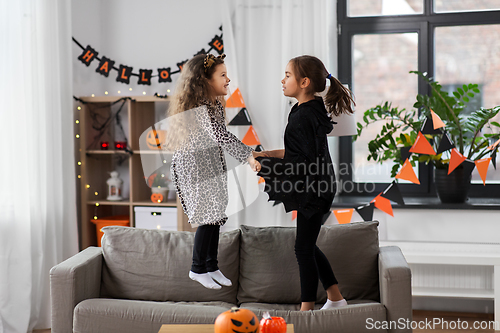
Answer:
[
  {"xmin": 146, "ymin": 129, "xmax": 167, "ymax": 150},
  {"xmin": 214, "ymin": 307, "xmax": 259, "ymax": 333},
  {"xmin": 259, "ymin": 312, "xmax": 287, "ymax": 333},
  {"xmin": 150, "ymin": 193, "xmax": 163, "ymax": 203}
]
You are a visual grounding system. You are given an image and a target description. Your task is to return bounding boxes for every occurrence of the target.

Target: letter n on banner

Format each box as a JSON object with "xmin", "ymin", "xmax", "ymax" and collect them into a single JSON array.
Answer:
[
  {"xmin": 116, "ymin": 65, "xmax": 133, "ymax": 84},
  {"xmin": 95, "ymin": 56, "xmax": 115, "ymax": 77},
  {"xmin": 78, "ymin": 46, "xmax": 98, "ymax": 66}
]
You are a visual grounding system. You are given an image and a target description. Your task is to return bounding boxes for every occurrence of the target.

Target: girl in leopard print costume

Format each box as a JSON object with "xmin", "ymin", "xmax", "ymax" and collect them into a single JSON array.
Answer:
[{"xmin": 167, "ymin": 53, "xmax": 263, "ymax": 289}]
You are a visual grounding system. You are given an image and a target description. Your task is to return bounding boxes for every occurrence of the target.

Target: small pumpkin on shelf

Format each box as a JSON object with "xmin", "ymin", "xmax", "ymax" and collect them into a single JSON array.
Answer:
[{"xmin": 214, "ymin": 307, "xmax": 259, "ymax": 333}]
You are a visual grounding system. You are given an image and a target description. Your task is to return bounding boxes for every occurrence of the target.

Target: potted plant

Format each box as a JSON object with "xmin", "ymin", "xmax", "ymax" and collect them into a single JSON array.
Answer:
[
  {"xmin": 146, "ymin": 168, "xmax": 172, "ymax": 203},
  {"xmin": 355, "ymin": 71, "xmax": 500, "ymax": 203}
]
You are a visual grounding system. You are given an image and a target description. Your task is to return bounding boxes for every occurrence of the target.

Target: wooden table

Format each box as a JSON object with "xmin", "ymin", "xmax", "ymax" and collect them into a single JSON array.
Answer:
[{"xmin": 158, "ymin": 324, "xmax": 295, "ymax": 333}]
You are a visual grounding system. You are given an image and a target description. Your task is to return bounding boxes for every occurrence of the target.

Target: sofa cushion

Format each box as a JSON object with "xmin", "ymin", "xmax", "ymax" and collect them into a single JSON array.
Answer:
[
  {"xmin": 240, "ymin": 301, "xmax": 386, "ymax": 333},
  {"xmin": 100, "ymin": 226, "xmax": 240, "ymax": 304},
  {"xmin": 237, "ymin": 221, "xmax": 380, "ymax": 304},
  {"xmin": 73, "ymin": 298, "xmax": 235, "ymax": 333}
]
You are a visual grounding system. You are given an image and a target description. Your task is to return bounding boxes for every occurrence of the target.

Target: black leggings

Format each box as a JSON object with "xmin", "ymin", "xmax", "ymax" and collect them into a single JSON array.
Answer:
[
  {"xmin": 295, "ymin": 211, "xmax": 338, "ymax": 302},
  {"xmin": 191, "ymin": 224, "xmax": 220, "ymax": 274}
]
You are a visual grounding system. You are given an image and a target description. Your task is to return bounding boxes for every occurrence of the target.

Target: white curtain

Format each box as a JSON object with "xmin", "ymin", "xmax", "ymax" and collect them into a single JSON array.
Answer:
[
  {"xmin": 220, "ymin": 0, "xmax": 335, "ymax": 230},
  {"xmin": 0, "ymin": 0, "xmax": 78, "ymax": 332}
]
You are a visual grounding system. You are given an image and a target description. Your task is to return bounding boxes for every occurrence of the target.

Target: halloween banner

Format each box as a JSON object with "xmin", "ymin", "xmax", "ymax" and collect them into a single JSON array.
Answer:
[{"xmin": 73, "ymin": 26, "xmax": 224, "ymax": 85}]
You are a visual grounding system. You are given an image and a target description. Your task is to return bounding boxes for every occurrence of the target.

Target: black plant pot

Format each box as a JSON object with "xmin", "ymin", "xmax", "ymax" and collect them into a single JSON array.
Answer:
[{"xmin": 434, "ymin": 166, "xmax": 471, "ymax": 204}]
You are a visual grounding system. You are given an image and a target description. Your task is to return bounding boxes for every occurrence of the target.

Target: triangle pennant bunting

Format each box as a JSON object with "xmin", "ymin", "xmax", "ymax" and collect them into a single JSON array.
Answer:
[
  {"xmin": 381, "ymin": 181, "xmax": 405, "ymax": 205},
  {"xmin": 355, "ymin": 203, "xmax": 375, "ymax": 222},
  {"xmin": 395, "ymin": 158, "xmax": 420, "ymax": 184},
  {"xmin": 373, "ymin": 194, "xmax": 394, "ymax": 217},
  {"xmin": 258, "ymin": 177, "xmax": 265, "ymax": 184},
  {"xmin": 255, "ymin": 145, "xmax": 264, "ymax": 152},
  {"xmin": 226, "ymin": 88, "xmax": 246, "ymax": 108},
  {"xmin": 487, "ymin": 138, "xmax": 500, "ymax": 151},
  {"xmin": 492, "ymin": 149, "xmax": 497, "ymax": 170},
  {"xmin": 475, "ymin": 158, "xmax": 492, "ymax": 185},
  {"xmin": 321, "ymin": 211, "xmax": 332, "ymax": 225},
  {"xmin": 448, "ymin": 148, "xmax": 467, "ymax": 174},
  {"xmin": 292, "ymin": 210, "xmax": 297, "ymax": 221},
  {"xmin": 421, "ymin": 117, "xmax": 441, "ymax": 135},
  {"xmin": 228, "ymin": 108, "xmax": 252, "ymax": 126},
  {"xmin": 242, "ymin": 126, "xmax": 261, "ymax": 146},
  {"xmin": 409, "ymin": 131, "xmax": 436, "ymax": 155},
  {"xmin": 430, "ymin": 110, "xmax": 446, "ymax": 129},
  {"xmin": 436, "ymin": 132, "xmax": 455, "ymax": 154},
  {"xmin": 462, "ymin": 160, "xmax": 476, "ymax": 180},
  {"xmin": 333, "ymin": 208, "xmax": 354, "ymax": 224}
]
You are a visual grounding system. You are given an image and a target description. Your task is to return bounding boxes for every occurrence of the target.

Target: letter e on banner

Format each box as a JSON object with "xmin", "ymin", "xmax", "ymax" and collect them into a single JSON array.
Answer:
[
  {"xmin": 78, "ymin": 45, "xmax": 98, "ymax": 66},
  {"xmin": 209, "ymin": 35, "xmax": 224, "ymax": 55}
]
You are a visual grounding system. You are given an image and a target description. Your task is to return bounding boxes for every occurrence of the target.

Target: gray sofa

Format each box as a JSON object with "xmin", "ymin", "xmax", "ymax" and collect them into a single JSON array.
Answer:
[{"xmin": 50, "ymin": 221, "xmax": 412, "ymax": 333}]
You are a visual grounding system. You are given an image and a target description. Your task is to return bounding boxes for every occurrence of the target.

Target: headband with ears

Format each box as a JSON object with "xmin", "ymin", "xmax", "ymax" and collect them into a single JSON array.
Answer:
[{"xmin": 204, "ymin": 53, "xmax": 226, "ymax": 72}]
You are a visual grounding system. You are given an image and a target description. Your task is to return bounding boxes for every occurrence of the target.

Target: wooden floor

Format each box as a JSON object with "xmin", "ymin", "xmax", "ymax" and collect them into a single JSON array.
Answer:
[{"xmin": 33, "ymin": 311, "xmax": 496, "ymax": 332}]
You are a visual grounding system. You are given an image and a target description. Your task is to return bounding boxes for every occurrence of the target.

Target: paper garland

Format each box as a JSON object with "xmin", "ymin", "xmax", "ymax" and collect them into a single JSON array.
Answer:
[{"xmin": 73, "ymin": 26, "xmax": 224, "ymax": 85}]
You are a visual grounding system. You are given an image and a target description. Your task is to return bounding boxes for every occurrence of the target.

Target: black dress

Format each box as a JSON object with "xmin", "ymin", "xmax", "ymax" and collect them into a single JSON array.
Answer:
[{"xmin": 257, "ymin": 97, "xmax": 336, "ymax": 219}]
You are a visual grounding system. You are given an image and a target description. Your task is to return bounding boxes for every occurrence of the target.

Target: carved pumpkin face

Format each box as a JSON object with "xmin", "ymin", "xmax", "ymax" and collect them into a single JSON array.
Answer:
[
  {"xmin": 150, "ymin": 193, "xmax": 163, "ymax": 203},
  {"xmin": 214, "ymin": 308, "xmax": 259, "ymax": 333},
  {"xmin": 259, "ymin": 314, "xmax": 287, "ymax": 333},
  {"xmin": 146, "ymin": 129, "xmax": 167, "ymax": 150}
]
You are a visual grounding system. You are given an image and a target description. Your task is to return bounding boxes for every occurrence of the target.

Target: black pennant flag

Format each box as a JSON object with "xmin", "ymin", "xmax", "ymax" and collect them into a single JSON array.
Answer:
[
  {"xmin": 321, "ymin": 211, "xmax": 332, "ymax": 225},
  {"xmin": 355, "ymin": 203, "xmax": 375, "ymax": 222},
  {"xmin": 492, "ymin": 149, "xmax": 497, "ymax": 170},
  {"xmin": 400, "ymin": 146, "xmax": 412, "ymax": 162},
  {"xmin": 194, "ymin": 49, "xmax": 206, "ymax": 56},
  {"xmin": 229, "ymin": 108, "xmax": 252, "ymax": 125},
  {"xmin": 421, "ymin": 117, "xmax": 442, "ymax": 135},
  {"xmin": 381, "ymin": 181, "xmax": 405, "ymax": 206},
  {"xmin": 255, "ymin": 145, "xmax": 264, "ymax": 152},
  {"xmin": 116, "ymin": 65, "xmax": 133, "ymax": 84},
  {"xmin": 158, "ymin": 67, "xmax": 172, "ymax": 83},
  {"xmin": 78, "ymin": 45, "xmax": 98, "ymax": 66},
  {"xmin": 436, "ymin": 132, "xmax": 455, "ymax": 154},
  {"xmin": 138, "ymin": 69, "xmax": 152, "ymax": 85},
  {"xmin": 95, "ymin": 56, "xmax": 115, "ymax": 77},
  {"xmin": 272, "ymin": 200, "xmax": 282, "ymax": 207},
  {"xmin": 462, "ymin": 160, "xmax": 476, "ymax": 180}
]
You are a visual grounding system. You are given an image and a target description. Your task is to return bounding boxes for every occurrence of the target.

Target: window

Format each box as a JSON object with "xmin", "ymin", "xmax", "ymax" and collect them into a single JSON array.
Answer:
[{"xmin": 337, "ymin": 0, "xmax": 500, "ymax": 197}]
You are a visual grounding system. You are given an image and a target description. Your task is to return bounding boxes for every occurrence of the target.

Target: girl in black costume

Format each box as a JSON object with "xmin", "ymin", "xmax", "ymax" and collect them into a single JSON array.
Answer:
[{"xmin": 257, "ymin": 55, "xmax": 355, "ymax": 311}]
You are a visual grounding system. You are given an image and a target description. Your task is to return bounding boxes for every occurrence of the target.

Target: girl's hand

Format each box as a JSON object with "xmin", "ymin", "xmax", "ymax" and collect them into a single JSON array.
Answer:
[
  {"xmin": 264, "ymin": 149, "xmax": 285, "ymax": 159},
  {"xmin": 247, "ymin": 156, "xmax": 261, "ymax": 172}
]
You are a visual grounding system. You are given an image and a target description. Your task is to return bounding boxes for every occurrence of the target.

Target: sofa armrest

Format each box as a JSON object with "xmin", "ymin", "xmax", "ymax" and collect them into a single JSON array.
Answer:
[
  {"xmin": 50, "ymin": 247, "xmax": 103, "ymax": 333},
  {"xmin": 378, "ymin": 246, "xmax": 412, "ymax": 333}
]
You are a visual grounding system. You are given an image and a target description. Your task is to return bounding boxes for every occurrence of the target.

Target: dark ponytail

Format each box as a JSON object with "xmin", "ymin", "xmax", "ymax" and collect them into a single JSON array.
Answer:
[{"xmin": 290, "ymin": 55, "xmax": 355, "ymax": 118}]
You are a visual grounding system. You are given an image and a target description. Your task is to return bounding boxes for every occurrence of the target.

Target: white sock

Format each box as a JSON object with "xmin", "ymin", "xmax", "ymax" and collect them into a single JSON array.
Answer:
[
  {"xmin": 320, "ymin": 298, "xmax": 347, "ymax": 310},
  {"xmin": 208, "ymin": 270, "xmax": 232, "ymax": 287},
  {"xmin": 189, "ymin": 271, "xmax": 221, "ymax": 290}
]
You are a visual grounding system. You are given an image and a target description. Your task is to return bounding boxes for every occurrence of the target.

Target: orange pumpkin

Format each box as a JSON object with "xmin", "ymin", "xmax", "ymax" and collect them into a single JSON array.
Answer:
[
  {"xmin": 259, "ymin": 312, "xmax": 287, "ymax": 333},
  {"xmin": 214, "ymin": 307, "xmax": 259, "ymax": 333},
  {"xmin": 150, "ymin": 193, "xmax": 163, "ymax": 203},
  {"xmin": 146, "ymin": 129, "xmax": 167, "ymax": 150}
]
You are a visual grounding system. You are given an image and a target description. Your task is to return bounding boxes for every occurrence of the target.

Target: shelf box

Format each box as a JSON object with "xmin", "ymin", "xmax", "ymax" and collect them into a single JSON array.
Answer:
[{"xmin": 134, "ymin": 206, "xmax": 177, "ymax": 231}]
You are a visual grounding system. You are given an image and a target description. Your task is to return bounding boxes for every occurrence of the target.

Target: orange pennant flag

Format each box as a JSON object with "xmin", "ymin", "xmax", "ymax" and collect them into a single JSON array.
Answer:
[
  {"xmin": 226, "ymin": 88, "xmax": 246, "ymax": 108},
  {"xmin": 448, "ymin": 148, "xmax": 467, "ymax": 174},
  {"xmin": 373, "ymin": 194, "xmax": 394, "ymax": 217},
  {"xmin": 242, "ymin": 126, "xmax": 261, "ymax": 146},
  {"xmin": 475, "ymin": 158, "xmax": 491, "ymax": 185},
  {"xmin": 333, "ymin": 208, "xmax": 354, "ymax": 224},
  {"xmin": 487, "ymin": 138, "xmax": 500, "ymax": 150},
  {"xmin": 430, "ymin": 110, "xmax": 445, "ymax": 129},
  {"xmin": 409, "ymin": 131, "xmax": 436, "ymax": 155},
  {"xmin": 258, "ymin": 177, "xmax": 265, "ymax": 184},
  {"xmin": 292, "ymin": 211, "xmax": 297, "ymax": 221},
  {"xmin": 395, "ymin": 158, "xmax": 420, "ymax": 184}
]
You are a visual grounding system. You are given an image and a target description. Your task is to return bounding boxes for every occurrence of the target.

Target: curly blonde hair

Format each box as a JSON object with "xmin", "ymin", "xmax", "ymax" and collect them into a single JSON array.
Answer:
[{"xmin": 168, "ymin": 54, "xmax": 225, "ymax": 116}]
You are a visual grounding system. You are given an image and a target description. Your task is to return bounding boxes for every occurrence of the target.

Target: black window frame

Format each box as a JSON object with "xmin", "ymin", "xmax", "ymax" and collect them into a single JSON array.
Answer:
[{"xmin": 337, "ymin": 0, "xmax": 500, "ymax": 198}]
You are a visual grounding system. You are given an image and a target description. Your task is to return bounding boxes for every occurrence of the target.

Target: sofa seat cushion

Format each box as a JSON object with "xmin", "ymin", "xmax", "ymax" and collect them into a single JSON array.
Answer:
[
  {"xmin": 100, "ymin": 227, "xmax": 240, "ymax": 304},
  {"xmin": 238, "ymin": 222, "xmax": 380, "ymax": 304},
  {"xmin": 240, "ymin": 301, "xmax": 387, "ymax": 333},
  {"xmin": 73, "ymin": 298, "xmax": 235, "ymax": 333}
]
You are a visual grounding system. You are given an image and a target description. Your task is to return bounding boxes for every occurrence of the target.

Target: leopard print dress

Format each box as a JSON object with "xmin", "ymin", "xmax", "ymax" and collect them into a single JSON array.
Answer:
[{"xmin": 170, "ymin": 100, "xmax": 254, "ymax": 226}]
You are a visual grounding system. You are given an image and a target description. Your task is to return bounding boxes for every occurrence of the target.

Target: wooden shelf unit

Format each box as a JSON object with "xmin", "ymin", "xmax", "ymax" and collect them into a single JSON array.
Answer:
[{"xmin": 77, "ymin": 96, "xmax": 190, "ymax": 249}]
